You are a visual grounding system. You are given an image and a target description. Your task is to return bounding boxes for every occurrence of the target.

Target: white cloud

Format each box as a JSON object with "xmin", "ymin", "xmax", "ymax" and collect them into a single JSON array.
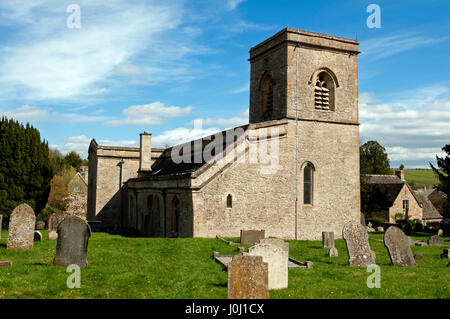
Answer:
[
  {"xmin": 359, "ymin": 84, "xmax": 450, "ymax": 167},
  {"xmin": 0, "ymin": 1, "xmax": 194, "ymax": 101},
  {"xmin": 190, "ymin": 109, "xmax": 248, "ymax": 129},
  {"xmin": 106, "ymin": 102, "xmax": 193, "ymax": 127},
  {"xmin": 152, "ymin": 126, "xmax": 221, "ymax": 148}
]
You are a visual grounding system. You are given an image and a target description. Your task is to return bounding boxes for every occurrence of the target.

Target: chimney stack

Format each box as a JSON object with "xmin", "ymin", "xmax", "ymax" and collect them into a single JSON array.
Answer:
[
  {"xmin": 395, "ymin": 170, "xmax": 404, "ymax": 181},
  {"xmin": 139, "ymin": 131, "xmax": 152, "ymax": 172}
]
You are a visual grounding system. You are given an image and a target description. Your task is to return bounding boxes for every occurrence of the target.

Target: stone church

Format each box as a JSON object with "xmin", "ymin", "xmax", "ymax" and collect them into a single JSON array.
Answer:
[{"xmin": 87, "ymin": 28, "xmax": 361, "ymax": 240}]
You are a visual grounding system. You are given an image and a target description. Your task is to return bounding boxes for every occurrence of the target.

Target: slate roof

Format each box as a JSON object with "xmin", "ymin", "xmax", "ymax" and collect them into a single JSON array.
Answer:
[
  {"xmin": 414, "ymin": 190, "xmax": 443, "ymax": 220},
  {"xmin": 130, "ymin": 125, "xmax": 249, "ymax": 181}
]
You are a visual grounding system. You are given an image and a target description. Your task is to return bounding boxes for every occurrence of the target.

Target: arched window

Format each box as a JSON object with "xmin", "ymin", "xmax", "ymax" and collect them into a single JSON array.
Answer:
[
  {"xmin": 261, "ymin": 74, "xmax": 274, "ymax": 118},
  {"xmin": 314, "ymin": 71, "xmax": 335, "ymax": 111},
  {"xmin": 303, "ymin": 163, "xmax": 314, "ymax": 205},
  {"xmin": 171, "ymin": 196, "xmax": 180, "ymax": 235},
  {"xmin": 226, "ymin": 194, "xmax": 232, "ymax": 209}
]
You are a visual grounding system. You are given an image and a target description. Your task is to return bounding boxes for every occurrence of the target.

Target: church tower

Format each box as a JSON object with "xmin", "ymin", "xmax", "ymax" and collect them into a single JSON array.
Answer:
[{"xmin": 249, "ymin": 28, "xmax": 359, "ymax": 125}]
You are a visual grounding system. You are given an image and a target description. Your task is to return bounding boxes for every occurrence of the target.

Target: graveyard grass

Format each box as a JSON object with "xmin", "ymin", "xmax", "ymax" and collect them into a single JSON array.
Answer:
[{"xmin": 0, "ymin": 230, "xmax": 449, "ymax": 299}]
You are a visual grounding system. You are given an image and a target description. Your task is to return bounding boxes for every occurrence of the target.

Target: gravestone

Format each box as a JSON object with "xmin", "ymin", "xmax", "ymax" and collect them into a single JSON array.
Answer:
[
  {"xmin": 377, "ymin": 226, "xmax": 384, "ymax": 232},
  {"xmin": 414, "ymin": 253, "xmax": 423, "ymax": 260},
  {"xmin": 7, "ymin": 203, "xmax": 36, "ymax": 250},
  {"xmin": 240, "ymin": 230, "xmax": 265, "ymax": 245},
  {"xmin": 227, "ymin": 255, "xmax": 269, "ymax": 299},
  {"xmin": 0, "ymin": 261, "xmax": 12, "ymax": 267},
  {"xmin": 437, "ymin": 229, "xmax": 443, "ymax": 236},
  {"xmin": 48, "ymin": 212, "xmax": 66, "ymax": 240},
  {"xmin": 384, "ymin": 226, "xmax": 417, "ymax": 267},
  {"xmin": 342, "ymin": 221, "xmax": 375, "ymax": 267},
  {"xmin": 247, "ymin": 238, "xmax": 288, "ymax": 289},
  {"xmin": 440, "ymin": 248, "xmax": 450, "ymax": 259},
  {"xmin": 322, "ymin": 232, "xmax": 334, "ymax": 248},
  {"xmin": 427, "ymin": 235, "xmax": 444, "ymax": 246},
  {"xmin": 53, "ymin": 216, "xmax": 91, "ymax": 268},
  {"xmin": 329, "ymin": 247, "xmax": 338, "ymax": 257},
  {"xmin": 34, "ymin": 231, "xmax": 42, "ymax": 241}
]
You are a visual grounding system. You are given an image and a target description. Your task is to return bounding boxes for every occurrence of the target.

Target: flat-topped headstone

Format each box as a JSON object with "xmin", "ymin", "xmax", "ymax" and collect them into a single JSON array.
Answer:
[
  {"xmin": 384, "ymin": 226, "xmax": 417, "ymax": 267},
  {"xmin": 342, "ymin": 221, "xmax": 375, "ymax": 267},
  {"xmin": 322, "ymin": 232, "xmax": 334, "ymax": 248},
  {"xmin": 53, "ymin": 216, "xmax": 91, "ymax": 268},
  {"xmin": 34, "ymin": 231, "xmax": 42, "ymax": 241},
  {"xmin": 7, "ymin": 203, "xmax": 36, "ymax": 250},
  {"xmin": 228, "ymin": 255, "xmax": 269, "ymax": 299},
  {"xmin": 240, "ymin": 229, "xmax": 265, "ymax": 245},
  {"xmin": 0, "ymin": 260, "xmax": 13, "ymax": 267},
  {"xmin": 48, "ymin": 212, "xmax": 66, "ymax": 240},
  {"xmin": 247, "ymin": 238, "xmax": 289, "ymax": 289},
  {"xmin": 427, "ymin": 235, "xmax": 444, "ymax": 246}
]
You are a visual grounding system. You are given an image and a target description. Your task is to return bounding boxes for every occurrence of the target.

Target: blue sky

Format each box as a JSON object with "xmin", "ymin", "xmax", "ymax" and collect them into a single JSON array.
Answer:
[{"xmin": 0, "ymin": 0, "xmax": 449, "ymax": 168}]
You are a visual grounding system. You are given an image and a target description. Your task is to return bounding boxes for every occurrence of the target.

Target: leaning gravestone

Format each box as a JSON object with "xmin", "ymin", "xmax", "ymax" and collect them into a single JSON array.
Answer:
[
  {"xmin": 342, "ymin": 221, "xmax": 376, "ymax": 267},
  {"xmin": 53, "ymin": 216, "xmax": 91, "ymax": 268},
  {"xmin": 228, "ymin": 255, "xmax": 269, "ymax": 299},
  {"xmin": 427, "ymin": 235, "xmax": 444, "ymax": 246},
  {"xmin": 7, "ymin": 203, "xmax": 36, "ymax": 250},
  {"xmin": 240, "ymin": 229, "xmax": 265, "ymax": 245},
  {"xmin": 322, "ymin": 232, "xmax": 334, "ymax": 248},
  {"xmin": 384, "ymin": 226, "xmax": 417, "ymax": 267},
  {"xmin": 247, "ymin": 238, "xmax": 288, "ymax": 289},
  {"xmin": 48, "ymin": 212, "xmax": 66, "ymax": 240}
]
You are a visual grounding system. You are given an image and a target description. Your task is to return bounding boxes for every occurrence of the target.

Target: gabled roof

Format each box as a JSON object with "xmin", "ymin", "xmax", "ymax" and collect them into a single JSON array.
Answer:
[{"xmin": 414, "ymin": 190, "xmax": 443, "ymax": 220}]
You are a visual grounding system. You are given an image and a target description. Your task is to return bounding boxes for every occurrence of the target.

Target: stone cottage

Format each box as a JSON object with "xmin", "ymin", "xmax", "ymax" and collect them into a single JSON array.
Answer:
[
  {"xmin": 87, "ymin": 28, "xmax": 362, "ymax": 240},
  {"xmin": 362, "ymin": 171, "xmax": 424, "ymax": 224}
]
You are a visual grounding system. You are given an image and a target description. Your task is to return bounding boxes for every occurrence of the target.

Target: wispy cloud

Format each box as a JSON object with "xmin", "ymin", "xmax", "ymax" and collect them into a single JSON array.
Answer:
[
  {"xmin": 226, "ymin": 0, "xmax": 246, "ymax": 11},
  {"xmin": 2, "ymin": 104, "xmax": 108, "ymax": 124},
  {"xmin": 106, "ymin": 102, "xmax": 193, "ymax": 127},
  {"xmin": 359, "ymin": 32, "xmax": 449, "ymax": 60}
]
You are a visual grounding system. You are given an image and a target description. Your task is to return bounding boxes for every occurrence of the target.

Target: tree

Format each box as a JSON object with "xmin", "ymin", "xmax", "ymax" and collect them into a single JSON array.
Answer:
[
  {"xmin": 399, "ymin": 164, "xmax": 405, "ymax": 170},
  {"xmin": 0, "ymin": 117, "xmax": 53, "ymax": 221},
  {"xmin": 430, "ymin": 144, "xmax": 450, "ymax": 218},
  {"xmin": 65, "ymin": 151, "xmax": 83, "ymax": 172},
  {"xmin": 360, "ymin": 140, "xmax": 391, "ymax": 175}
]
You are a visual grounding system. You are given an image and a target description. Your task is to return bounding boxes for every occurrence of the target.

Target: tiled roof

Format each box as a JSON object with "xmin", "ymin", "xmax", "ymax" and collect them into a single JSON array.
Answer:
[{"xmin": 414, "ymin": 191, "xmax": 443, "ymax": 220}]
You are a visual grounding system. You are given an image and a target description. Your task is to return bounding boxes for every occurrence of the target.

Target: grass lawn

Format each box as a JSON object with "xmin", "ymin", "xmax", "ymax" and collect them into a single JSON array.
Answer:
[
  {"xmin": 403, "ymin": 169, "xmax": 439, "ymax": 189},
  {"xmin": 0, "ymin": 230, "xmax": 449, "ymax": 299}
]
